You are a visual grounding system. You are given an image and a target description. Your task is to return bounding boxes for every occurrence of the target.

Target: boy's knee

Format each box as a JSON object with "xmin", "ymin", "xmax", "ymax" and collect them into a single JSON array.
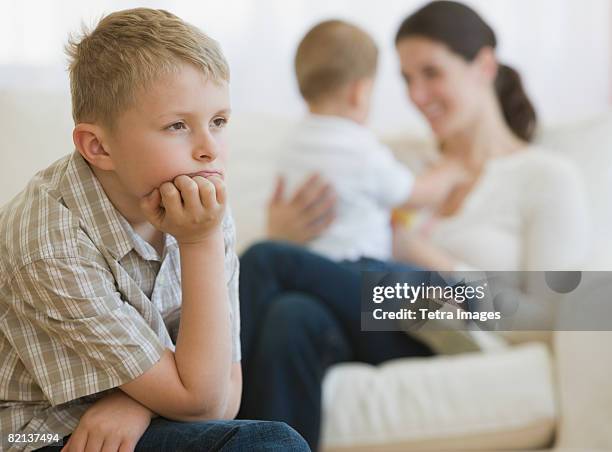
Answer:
[{"xmin": 233, "ymin": 421, "xmax": 310, "ymax": 451}]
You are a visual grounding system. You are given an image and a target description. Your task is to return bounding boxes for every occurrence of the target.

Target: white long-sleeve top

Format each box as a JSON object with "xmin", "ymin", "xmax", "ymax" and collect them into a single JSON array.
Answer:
[
  {"xmin": 418, "ymin": 147, "xmax": 591, "ymax": 272},
  {"xmin": 412, "ymin": 147, "xmax": 591, "ymax": 339},
  {"xmin": 277, "ymin": 114, "xmax": 414, "ymax": 261}
]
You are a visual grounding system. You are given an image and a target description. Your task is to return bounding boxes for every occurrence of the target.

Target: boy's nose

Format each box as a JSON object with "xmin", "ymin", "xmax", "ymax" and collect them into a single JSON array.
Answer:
[{"xmin": 192, "ymin": 131, "xmax": 218, "ymax": 161}]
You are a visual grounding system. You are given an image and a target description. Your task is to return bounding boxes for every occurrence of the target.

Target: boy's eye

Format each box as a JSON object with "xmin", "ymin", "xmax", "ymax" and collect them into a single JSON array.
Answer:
[
  {"xmin": 167, "ymin": 121, "xmax": 187, "ymax": 131},
  {"xmin": 212, "ymin": 117, "xmax": 228, "ymax": 128}
]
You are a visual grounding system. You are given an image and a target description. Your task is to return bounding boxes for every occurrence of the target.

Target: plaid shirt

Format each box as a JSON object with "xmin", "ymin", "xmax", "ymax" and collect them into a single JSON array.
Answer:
[{"xmin": 0, "ymin": 151, "xmax": 241, "ymax": 451}]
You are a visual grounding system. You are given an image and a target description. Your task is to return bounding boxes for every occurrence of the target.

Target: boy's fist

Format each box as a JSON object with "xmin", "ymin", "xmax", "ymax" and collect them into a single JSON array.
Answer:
[{"xmin": 140, "ymin": 174, "xmax": 226, "ymax": 245}]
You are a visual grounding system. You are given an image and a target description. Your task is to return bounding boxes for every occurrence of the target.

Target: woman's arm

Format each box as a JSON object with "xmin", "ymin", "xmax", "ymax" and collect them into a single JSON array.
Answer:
[{"xmin": 522, "ymin": 158, "xmax": 590, "ymax": 270}]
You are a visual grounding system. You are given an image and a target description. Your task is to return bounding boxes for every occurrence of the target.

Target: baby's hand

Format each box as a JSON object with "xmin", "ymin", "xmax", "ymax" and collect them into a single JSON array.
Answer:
[{"xmin": 140, "ymin": 174, "xmax": 226, "ymax": 245}]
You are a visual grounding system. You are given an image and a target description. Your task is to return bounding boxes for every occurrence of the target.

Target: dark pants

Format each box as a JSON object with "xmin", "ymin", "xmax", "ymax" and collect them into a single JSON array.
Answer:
[
  {"xmin": 36, "ymin": 418, "xmax": 309, "ymax": 451},
  {"xmin": 237, "ymin": 241, "xmax": 436, "ymax": 451}
]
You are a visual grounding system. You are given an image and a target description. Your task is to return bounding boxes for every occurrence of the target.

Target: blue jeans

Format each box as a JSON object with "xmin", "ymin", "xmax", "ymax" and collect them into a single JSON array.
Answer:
[
  {"xmin": 238, "ymin": 241, "xmax": 437, "ymax": 451},
  {"xmin": 36, "ymin": 418, "xmax": 309, "ymax": 451}
]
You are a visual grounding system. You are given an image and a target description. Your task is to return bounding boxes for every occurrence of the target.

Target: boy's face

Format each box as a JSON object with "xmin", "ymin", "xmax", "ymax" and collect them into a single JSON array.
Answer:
[{"xmin": 104, "ymin": 63, "xmax": 230, "ymax": 198}]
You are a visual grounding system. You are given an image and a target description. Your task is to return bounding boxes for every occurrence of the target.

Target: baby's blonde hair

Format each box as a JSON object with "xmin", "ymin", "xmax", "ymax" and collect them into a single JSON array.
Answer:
[
  {"xmin": 295, "ymin": 20, "xmax": 378, "ymax": 103},
  {"xmin": 66, "ymin": 8, "xmax": 229, "ymax": 129}
]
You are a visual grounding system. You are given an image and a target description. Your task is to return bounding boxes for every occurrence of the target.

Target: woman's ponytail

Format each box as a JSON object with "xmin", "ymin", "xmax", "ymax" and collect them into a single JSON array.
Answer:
[{"xmin": 495, "ymin": 64, "xmax": 537, "ymax": 142}]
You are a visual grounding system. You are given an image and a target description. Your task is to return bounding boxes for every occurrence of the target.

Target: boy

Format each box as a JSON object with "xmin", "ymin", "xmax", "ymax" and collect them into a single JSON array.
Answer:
[
  {"xmin": 278, "ymin": 20, "xmax": 465, "ymax": 262},
  {"xmin": 0, "ymin": 8, "xmax": 308, "ymax": 452}
]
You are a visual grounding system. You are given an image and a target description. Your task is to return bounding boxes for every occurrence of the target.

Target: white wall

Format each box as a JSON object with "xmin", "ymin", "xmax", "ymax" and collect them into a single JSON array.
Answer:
[{"xmin": 1, "ymin": 0, "xmax": 610, "ymax": 134}]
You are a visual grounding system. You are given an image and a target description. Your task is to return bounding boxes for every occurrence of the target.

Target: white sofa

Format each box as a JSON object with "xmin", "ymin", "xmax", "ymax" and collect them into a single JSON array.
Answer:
[{"xmin": 1, "ymin": 89, "xmax": 611, "ymax": 451}]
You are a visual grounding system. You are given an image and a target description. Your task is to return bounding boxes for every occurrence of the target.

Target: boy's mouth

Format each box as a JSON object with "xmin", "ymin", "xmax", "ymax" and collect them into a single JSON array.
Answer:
[{"xmin": 188, "ymin": 170, "xmax": 224, "ymax": 180}]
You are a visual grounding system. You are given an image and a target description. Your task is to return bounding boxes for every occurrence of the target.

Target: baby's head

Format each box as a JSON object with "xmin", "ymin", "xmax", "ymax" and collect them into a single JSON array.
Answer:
[
  {"xmin": 295, "ymin": 20, "xmax": 378, "ymax": 124},
  {"xmin": 67, "ymin": 8, "xmax": 231, "ymax": 199}
]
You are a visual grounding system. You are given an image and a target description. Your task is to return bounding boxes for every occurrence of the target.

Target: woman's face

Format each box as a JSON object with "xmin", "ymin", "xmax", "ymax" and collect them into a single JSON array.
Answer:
[{"xmin": 396, "ymin": 36, "xmax": 489, "ymax": 141}]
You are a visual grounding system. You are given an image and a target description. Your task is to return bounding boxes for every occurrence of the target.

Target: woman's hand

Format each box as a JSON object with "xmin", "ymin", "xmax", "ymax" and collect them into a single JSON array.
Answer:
[
  {"xmin": 61, "ymin": 390, "xmax": 154, "ymax": 452},
  {"xmin": 266, "ymin": 173, "xmax": 337, "ymax": 244}
]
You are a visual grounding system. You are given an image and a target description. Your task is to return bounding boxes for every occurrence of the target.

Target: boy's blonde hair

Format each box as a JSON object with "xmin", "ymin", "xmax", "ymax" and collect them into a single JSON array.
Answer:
[
  {"xmin": 66, "ymin": 8, "xmax": 229, "ymax": 129},
  {"xmin": 295, "ymin": 20, "xmax": 378, "ymax": 103}
]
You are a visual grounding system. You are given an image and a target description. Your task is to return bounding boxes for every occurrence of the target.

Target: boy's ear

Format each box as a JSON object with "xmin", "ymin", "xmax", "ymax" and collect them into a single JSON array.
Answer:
[{"xmin": 73, "ymin": 123, "xmax": 116, "ymax": 171}]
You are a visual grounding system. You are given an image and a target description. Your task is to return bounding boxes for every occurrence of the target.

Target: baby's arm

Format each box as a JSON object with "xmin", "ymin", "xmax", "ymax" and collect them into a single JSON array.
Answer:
[
  {"xmin": 400, "ymin": 159, "xmax": 467, "ymax": 210},
  {"xmin": 120, "ymin": 174, "xmax": 238, "ymax": 421}
]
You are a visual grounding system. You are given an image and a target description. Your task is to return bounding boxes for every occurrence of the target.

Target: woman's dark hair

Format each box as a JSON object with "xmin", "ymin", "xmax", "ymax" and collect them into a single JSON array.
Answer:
[{"xmin": 395, "ymin": 1, "xmax": 537, "ymax": 141}]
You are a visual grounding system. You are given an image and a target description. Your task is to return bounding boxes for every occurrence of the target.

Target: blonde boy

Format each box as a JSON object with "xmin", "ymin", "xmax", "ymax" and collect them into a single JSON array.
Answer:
[
  {"xmin": 0, "ymin": 8, "xmax": 307, "ymax": 452},
  {"xmin": 278, "ymin": 20, "xmax": 464, "ymax": 261}
]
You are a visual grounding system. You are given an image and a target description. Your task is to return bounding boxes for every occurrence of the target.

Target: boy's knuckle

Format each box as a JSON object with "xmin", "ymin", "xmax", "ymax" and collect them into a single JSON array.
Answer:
[
  {"xmin": 175, "ymin": 175, "xmax": 192, "ymax": 189},
  {"xmin": 163, "ymin": 191, "xmax": 177, "ymax": 202},
  {"xmin": 184, "ymin": 178, "xmax": 198, "ymax": 191},
  {"xmin": 160, "ymin": 182, "xmax": 174, "ymax": 193}
]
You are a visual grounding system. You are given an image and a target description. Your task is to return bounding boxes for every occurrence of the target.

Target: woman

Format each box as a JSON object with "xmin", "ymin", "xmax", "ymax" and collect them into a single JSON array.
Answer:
[
  {"xmin": 237, "ymin": 1, "xmax": 590, "ymax": 449},
  {"xmin": 390, "ymin": 0, "xmax": 588, "ymax": 273}
]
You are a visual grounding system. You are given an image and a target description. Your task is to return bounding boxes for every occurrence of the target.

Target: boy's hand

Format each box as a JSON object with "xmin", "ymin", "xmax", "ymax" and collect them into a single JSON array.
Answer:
[
  {"xmin": 61, "ymin": 391, "xmax": 153, "ymax": 452},
  {"xmin": 140, "ymin": 174, "xmax": 226, "ymax": 245}
]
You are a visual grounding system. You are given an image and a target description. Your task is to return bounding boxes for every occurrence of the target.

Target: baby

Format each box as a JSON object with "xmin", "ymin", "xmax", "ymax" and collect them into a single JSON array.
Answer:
[{"xmin": 277, "ymin": 19, "xmax": 464, "ymax": 262}]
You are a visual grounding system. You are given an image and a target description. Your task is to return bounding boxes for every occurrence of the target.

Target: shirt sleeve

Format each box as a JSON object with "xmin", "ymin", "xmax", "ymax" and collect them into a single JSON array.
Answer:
[
  {"xmin": 522, "ymin": 158, "xmax": 591, "ymax": 270},
  {"xmin": 6, "ymin": 256, "xmax": 166, "ymax": 406},
  {"xmin": 375, "ymin": 145, "xmax": 415, "ymax": 208},
  {"xmin": 452, "ymin": 157, "xmax": 591, "ymax": 331},
  {"xmin": 223, "ymin": 208, "xmax": 241, "ymax": 362}
]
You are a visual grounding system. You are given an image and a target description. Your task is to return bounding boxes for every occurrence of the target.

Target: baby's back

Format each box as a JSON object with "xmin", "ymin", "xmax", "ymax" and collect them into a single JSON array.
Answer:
[{"xmin": 277, "ymin": 115, "xmax": 413, "ymax": 261}]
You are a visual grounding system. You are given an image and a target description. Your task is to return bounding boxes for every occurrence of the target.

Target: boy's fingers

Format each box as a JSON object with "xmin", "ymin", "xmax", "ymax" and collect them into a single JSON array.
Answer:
[
  {"xmin": 64, "ymin": 429, "xmax": 87, "ymax": 452},
  {"xmin": 118, "ymin": 439, "xmax": 136, "ymax": 452},
  {"xmin": 60, "ymin": 435, "xmax": 71, "ymax": 452},
  {"xmin": 208, "ymin": 175, "xmax": 226, "ymax": 205},
  {"xmin": 192, "ymin": 176, "xmax": 217, "ymax": 207},
  {"xmin": 174, "ymin": 175, "xmax": 202, "ymax": 213},
  {"xmin": 83, "ymin": 433, "xmax": 104, "ymax": 452},
  {"xmin": 139, "ymin": 189, "xmax": 162, "ymax": 222},
  {"xmin": 100, "ymin": 437, "xmax": 122, "ymax": 452},
  {"xmin": 159, "ymin": 182, "xmax": 183, "ymax": 219},
  {"xmin": 118, "ymin": 441, "xmax": 136, "ymax": 452}
]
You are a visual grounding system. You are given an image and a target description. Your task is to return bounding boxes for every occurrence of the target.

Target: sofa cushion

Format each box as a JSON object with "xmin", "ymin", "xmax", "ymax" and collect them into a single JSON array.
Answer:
[
  {"xmin": 321, "ymin": 343, "xmax": 556, "ymax": 451},
  {"xmin": 0, "ymin": 89, "xmax": 74, "ymax": 207},
  {"xmin": 554, "ymin": 330, "xmax": 612, "ymax": 450}
]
